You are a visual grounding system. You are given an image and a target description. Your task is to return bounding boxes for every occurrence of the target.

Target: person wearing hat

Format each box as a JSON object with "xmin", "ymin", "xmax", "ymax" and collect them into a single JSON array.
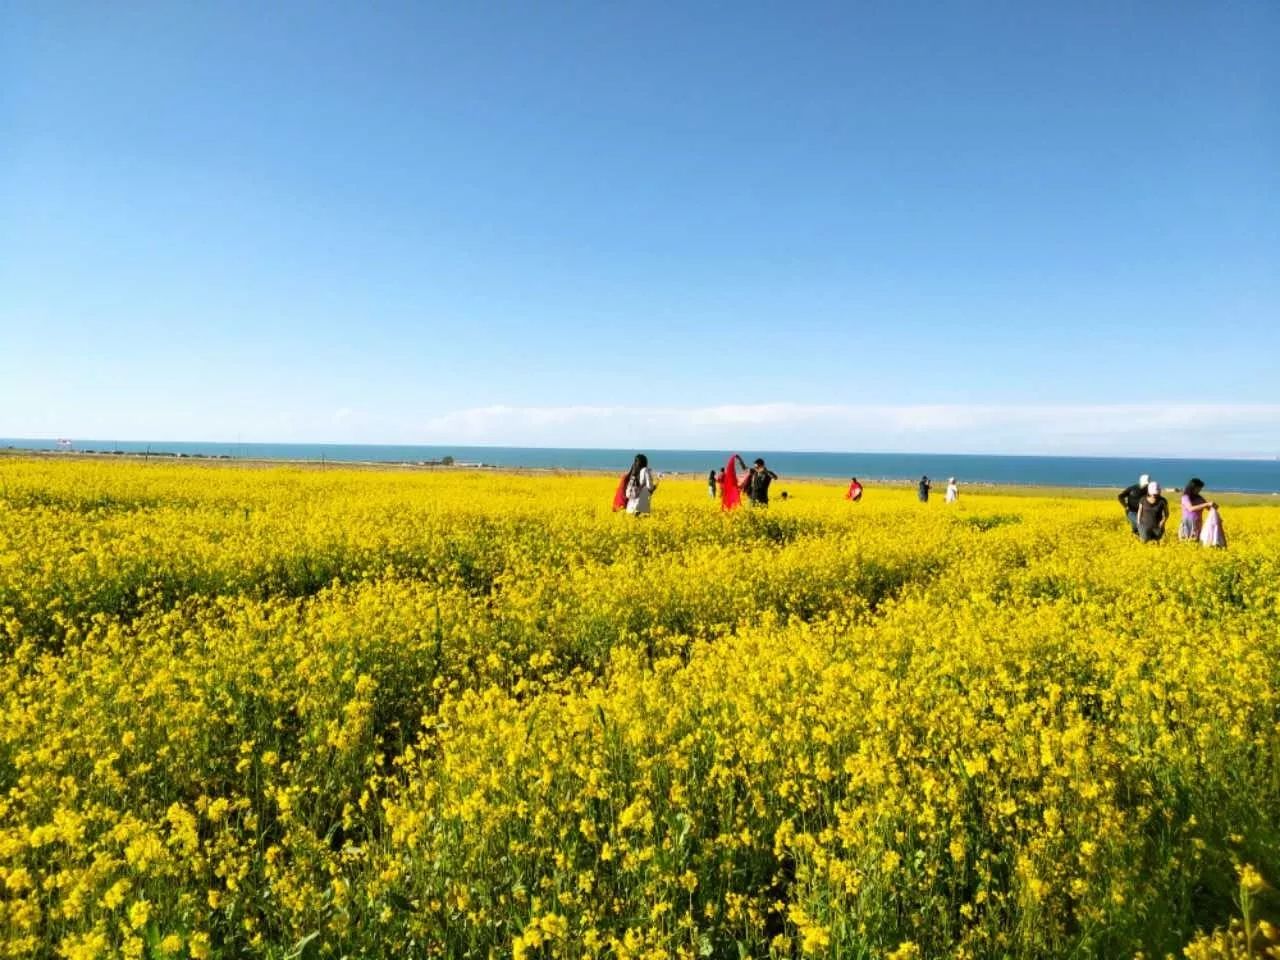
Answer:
[
  {"xmin": 742, "ymin": 457, "xmax": 779, "ymax": 506},
  {"xmin": 1179, "ymin": 478, "xmax": 1216, "ymax": 541},
  {"xmin": 1136, "ymin": 481, "xmax": 1169, "ymax": 543},
  {"xmin": 1118, "ymin": 473, "xmax": 1150, "ymax": 536}
]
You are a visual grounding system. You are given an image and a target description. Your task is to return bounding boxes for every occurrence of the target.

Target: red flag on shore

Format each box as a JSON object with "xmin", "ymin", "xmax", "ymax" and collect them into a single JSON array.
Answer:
[
  {"xmin": 612, "ymin": 472, "xmax": 630, "ymax": 511},
  {"xmin": 721, "ymin": 455, "xmax": 743, "ymax": 511}
]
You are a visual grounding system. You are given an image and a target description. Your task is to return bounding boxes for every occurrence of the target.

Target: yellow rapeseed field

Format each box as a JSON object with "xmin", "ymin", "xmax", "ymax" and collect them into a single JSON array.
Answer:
[{"xmin": 1, "ymin": 457, "xmax": 1278, "ymax": 959}]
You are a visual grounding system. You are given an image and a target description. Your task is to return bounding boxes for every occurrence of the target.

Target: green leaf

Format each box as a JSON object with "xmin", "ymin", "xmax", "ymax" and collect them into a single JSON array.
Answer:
[{"xmin": 285, "ymin": 931, "xmax": 321, "ymax": 960}]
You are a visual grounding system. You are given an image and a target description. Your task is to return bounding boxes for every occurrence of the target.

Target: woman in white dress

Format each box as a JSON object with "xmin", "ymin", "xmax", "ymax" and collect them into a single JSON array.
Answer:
[
  {"xmin": 624, "ymin": 453, "xmax": 659, "ymax": 516},
  {"xmin": 945, "ymin": 477, "xmax": 959, "ymax": 503}
]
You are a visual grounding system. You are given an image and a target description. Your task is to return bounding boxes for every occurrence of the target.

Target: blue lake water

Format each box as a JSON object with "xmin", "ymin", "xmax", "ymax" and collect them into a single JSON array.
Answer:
[{"xmin": 5, "ymin": 438, "xmax": 1279, "ymax": 493}]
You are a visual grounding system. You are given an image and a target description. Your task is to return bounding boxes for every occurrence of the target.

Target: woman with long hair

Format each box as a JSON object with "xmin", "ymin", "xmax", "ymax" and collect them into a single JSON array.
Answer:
[
  {"xmin": 721, "ymin": 454, "xmax": 748, "ymax": 511},
  {"xmin": 1178, "ymin": 478, "xmax": 1215, "ymax": 541},
  {"xmin": 624, "ymin": 453, "xmax": 659, "ymax": 516}
]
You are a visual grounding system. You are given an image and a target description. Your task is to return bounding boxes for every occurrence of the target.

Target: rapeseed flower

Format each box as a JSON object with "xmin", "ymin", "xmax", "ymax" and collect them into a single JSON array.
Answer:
[{"xmin": 0, "ymin": 458, "xmax": 1277, "ymax": 958}]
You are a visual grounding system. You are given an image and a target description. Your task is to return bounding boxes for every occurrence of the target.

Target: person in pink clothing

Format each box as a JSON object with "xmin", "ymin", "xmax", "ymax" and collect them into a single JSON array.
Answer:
[{"xmin": 1178, "ymin": 478, "xmax": 1215, "ymax": 541}]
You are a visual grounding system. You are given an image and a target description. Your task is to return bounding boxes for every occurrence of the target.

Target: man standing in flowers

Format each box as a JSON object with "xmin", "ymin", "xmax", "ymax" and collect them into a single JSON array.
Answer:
[
  {"xmin": 1118, "ymin": 473, "xmax": 1149, "ymax": 535},
  {"xmin": 743, "ymin": 458, "xmax": 779, "ymax": 507}
]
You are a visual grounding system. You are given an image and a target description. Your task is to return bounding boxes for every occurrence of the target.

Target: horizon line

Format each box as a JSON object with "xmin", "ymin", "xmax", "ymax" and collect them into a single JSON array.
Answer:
[{"xmin": 3, "ymin": 436, "xmax": 1277, "ymax": 464}]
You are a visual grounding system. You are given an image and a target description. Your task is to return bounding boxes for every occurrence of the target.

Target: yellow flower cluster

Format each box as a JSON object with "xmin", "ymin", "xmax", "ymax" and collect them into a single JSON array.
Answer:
[{"xmin": 1, "ymin": 457, "xmax": 1278, "ymax": 958}]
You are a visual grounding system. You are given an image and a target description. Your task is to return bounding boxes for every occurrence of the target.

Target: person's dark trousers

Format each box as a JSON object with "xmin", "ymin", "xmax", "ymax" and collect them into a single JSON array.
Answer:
[{"xmin": 1126, "ymin": 510, "xmax": 1139, "ymax": 535}]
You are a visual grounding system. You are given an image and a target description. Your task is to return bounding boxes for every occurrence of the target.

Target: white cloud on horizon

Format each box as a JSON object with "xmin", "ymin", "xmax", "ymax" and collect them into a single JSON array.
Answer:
[
  {"xmin": 420, "ymin": 403, "xmax": 1280, "ymax": 459},
  {"xmin": 7, "ymin": 403, "xmax": 1277, "ymax": 459}
]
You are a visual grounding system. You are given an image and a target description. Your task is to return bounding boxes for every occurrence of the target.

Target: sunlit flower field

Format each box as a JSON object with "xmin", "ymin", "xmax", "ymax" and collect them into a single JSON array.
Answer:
[{"xmin": 1, "ymin": 457, "xmax": 1278, "ymax": 959}]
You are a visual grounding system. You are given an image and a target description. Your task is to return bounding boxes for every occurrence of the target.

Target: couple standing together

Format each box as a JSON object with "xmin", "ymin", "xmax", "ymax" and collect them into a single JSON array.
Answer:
[{"xmin": 720, "ymin": 455, "xmax": 779, "ymax": 510}]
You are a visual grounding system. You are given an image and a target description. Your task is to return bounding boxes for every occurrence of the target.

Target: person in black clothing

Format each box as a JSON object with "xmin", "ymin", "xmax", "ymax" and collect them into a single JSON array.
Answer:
[
  {"xmin": 1136, "ymin": 481, "xmax": 1169, "ymax": 543},
  {"xmin": 707, "ymin": 469, "xmax": 717, "ymax": 499},
  {"xmin": 743, "ymin": 458, "xmax": 779, "ymax": 506},
  {"xmin": 1117, "ymin": 473, "xmax": 1149, "ymax": 536},
  {"xmin": 917, "ymin": 475, "xmax": 931, "ymax": 503}
]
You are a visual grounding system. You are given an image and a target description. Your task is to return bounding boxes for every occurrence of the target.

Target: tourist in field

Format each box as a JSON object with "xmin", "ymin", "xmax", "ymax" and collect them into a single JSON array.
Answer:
[
  {"xmin": 1136, "ymin": 481, "xmax": 1169, "ymax": 543},
  {"xmin": 743, "ymin": 458, "xmax": 779, "ymax": 507},
  {"xmin": 918, "ymin": 475, "xmax": 931, "ymax": 502},
  {"xmin": 1118, "ymin": 474, "xmax": 1149, "ymax": 535},
  {"xmin": 845, "ymin": 476, "xmax": 863, "ymax": 501},
  {"xmin": 945, "ymin": 477, "xmax": 959, "ymax": 503},
  {"xmin": 721, "ymin": 455, "xmax": 747, "ymax": 511},
  {"xmin": 611, "ymin": 471, "xmax": 629, "ymax": 511},
  {"xmin": 1200, "ymin": 504, "xmax": 1227, "ymax": 548},
  {"xmin": 1178, "ymin": 478, "xmax": 1215, "ymax": 541},
  {"xmin": 624, "ymin": 453, "xmax": 659, "ymax": 515},
  {"xmin": 707, "ymin": 469, "xmax": 717, "ymax": 498}
]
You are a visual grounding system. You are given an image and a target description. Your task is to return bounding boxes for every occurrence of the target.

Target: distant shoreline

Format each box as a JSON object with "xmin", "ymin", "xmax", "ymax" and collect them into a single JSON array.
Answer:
[
  {"xmin": 4, "ymin": 439, "xmax": 1275, "ymax": 464},
  {"xmin": 5, "ymin": 439, "xmax": 1279, "ymax": 493},
  {"xmin": 5, "ymin": 447, "xmax": 1278, "ymax": 502}
]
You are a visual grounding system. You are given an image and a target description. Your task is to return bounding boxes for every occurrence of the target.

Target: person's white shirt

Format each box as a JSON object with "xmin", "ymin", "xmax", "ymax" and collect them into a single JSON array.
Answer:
[
  {"xmin": 626, "ymin": 467, "xmax": 658, "ymax": 515},
  {"xmin": 945, "ymin": 480, "xmax": 959, "ymax": 503}
]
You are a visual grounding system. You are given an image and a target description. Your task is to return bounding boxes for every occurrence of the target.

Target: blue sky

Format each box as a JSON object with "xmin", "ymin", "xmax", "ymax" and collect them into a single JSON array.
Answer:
[{"xmin": 2, "ymin": 2, "xmax": 1277, "ymax": 456}]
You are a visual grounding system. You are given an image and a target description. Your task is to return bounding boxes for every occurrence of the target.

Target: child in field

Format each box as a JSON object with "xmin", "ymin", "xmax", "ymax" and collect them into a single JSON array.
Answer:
[{"xmin": 707, "ymin": 469, "xmax": 717, "ymax": 498}]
